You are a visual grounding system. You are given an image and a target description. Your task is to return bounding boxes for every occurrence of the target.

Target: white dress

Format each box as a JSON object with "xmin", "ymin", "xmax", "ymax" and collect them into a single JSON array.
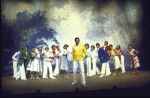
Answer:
[
  {"xmin": 110, "ymin": 49, "xmax": 120, "ymax": 69},
  {"xmin": 128, "ymin": 49, "xmax": 140, "ymax": 68},
  {"xmin": 34, "ymin": 51, "xmax": 43, "ymax": 72},
  {"xmin": 59, "ymin": 49, "xmax": 68, "ymax": 71}
]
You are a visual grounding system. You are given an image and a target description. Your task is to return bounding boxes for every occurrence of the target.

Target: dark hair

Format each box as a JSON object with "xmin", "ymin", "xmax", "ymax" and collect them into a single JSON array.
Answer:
[
  {"xmin": 96, "ymin": 43, "xmax": 100, "ymax": 46},
  {"xmin": 51, "ymin": 45, "xmax": 55, "ymax": 49},
  {"xmin": 91, "ymin": 45, "xmax": 95, "ymax": 49},
  {"xmin": 128, "ymin": 44, "xmax": 133, "ymax": 49},
  {"xmin": 31, "ymin": 47, "xmax": 35, "ymax": 49},
  {"xmin": 75, "ymin": 37, "xmax": 80, "ymax": 42},
  {"xmin": 105, "ymin": 41, "xmax": 108, "ymax": 45},
  {"xmin": 109, "ymin": 44, "xmax": 113, "ymax": 47},
  {"xmin": 19, "ymin": 48, "xmax": 23, "ymax": 50},
  {"xmin": 45, "ymin": 47, "xmax": 49, "ymax": 50},
  {"xmin": 84, "ymin": 43, "xmax": 89, "ymax": 48},
  {"xmin": 25, "ymin": 46, "xmax": 29, "ymax": 49}
]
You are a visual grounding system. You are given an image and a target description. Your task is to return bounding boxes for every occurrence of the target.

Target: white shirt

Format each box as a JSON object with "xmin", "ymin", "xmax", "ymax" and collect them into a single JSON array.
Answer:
[
  {"xmin": 76, "ymin": 44, "xmax": 79, "ymax": 49},
  {"xmin": 12, "ymin": 51, "xmax": 20, "ymax": 61}
]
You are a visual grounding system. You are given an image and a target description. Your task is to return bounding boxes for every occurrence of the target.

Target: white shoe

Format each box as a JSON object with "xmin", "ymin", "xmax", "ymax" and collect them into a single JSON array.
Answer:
[
  {"xmin": 36, "ymin": 77, "xmax": 41, "ymax": 80},
  {"xmin": 43, "ymin": 77, "xmax": 48, "ymax": 79},
  {"xmin": 16, "ymin": 78, "xmax": 19, "ymax": 80},
  {"xmin": 12, "ymin": 76, "xmax": 15, "ymax": 78},
  {"xmin": 21, "ymin": 79, "xmax": 27, "ymax": 80},
  {"xmin": 105, "ymin": 74, "xmax": 110, "ymax": 76},
  {"xmin": 50, "ymin": 77, "xmax": 56, "ymax": 79},
  {"xmin": 83, "ymin": 84, "xmax": 86, "ymax": 88},
  {"xmin": 99, "ymin": 75, "xmax": 104, "ymax": 77},
  {"xmin": 72, "ymin": 82, "xmax": 77, "ymax": 85},
  {"xmin": 31, "ymin": 76, "xmax": 35, "ymax": 79}
]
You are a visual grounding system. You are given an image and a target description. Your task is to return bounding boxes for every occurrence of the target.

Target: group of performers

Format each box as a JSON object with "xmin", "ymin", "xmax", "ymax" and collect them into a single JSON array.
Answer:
[{"xmin": 12, "ymin": 37, "xmax": 140, "ymax": 88}]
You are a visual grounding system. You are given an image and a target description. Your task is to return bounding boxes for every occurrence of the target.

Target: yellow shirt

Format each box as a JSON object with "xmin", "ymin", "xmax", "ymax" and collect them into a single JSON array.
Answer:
[
  {"xmin": 108, "ymin": 48, "xmax": 119, "ymax": 56},
  {"xmin": 71, "ymin": 43, "xmax": 88, "ymax": 61}
]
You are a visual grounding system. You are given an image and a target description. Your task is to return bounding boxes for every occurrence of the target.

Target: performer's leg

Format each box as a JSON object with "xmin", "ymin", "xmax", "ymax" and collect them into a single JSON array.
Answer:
[
  {"xmin": 92, "ymin": 58, "xmax": 96, "ymax": 75},
  {"xmin": 86, "ymin": 59, "xmax": 89, "ymax": 77},
  {"xmin": 13, "ymin": 61, "xmax": 17, "ymax": 78},
  {"xmin": 20, "ymin": 63, "xmax": 27, "ymax": 80},
  {"xmin": 89, "ymin": 58, "xmax": 92, "ymax": 76},
  {"xmin": 99, "ymin": 62, "xmax": 106, "ymax": 77},
  {"xmin": 106, "ymin": 61, "xmax": 111, "ymax": 75},
  {"xmin": 120, "ymin": 55, "xmax": 126, "ymax": 73},
  {"xmin": 43, "ymin": 61, "xmax": 48, "ymax": 78},
  {"xmin": 15, "ymin": 65, "xmax": 21, "ymax": 79},
  {"xmin": 96, "ymin": 59, "xmax": 101, "ymax": 75},
  {"xmin": 79, "ymin": 61, "xmax": 86, "ymax": 85},
  {"xmin": 73, "ymin": 61, "xmax": 78, "ymax": 84}
]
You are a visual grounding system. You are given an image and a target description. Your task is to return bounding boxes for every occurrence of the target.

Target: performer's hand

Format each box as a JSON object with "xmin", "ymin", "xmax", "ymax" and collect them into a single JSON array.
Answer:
[
  {"xmin": 24, "ymin": 57, "xmax": 27, "ymax": 59},
  {"xmin": 101, "ymin": 57, "xmax": 103, "ymax": 59}
]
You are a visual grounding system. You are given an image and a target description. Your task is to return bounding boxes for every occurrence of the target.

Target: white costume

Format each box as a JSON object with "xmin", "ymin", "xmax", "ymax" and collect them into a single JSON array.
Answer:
[
  {"xmin": 91, "ymin": 49, "xmax": 101, "ymax": 75},
  {"xmin": 43, "ymin": 51, "xmax": 56, "ymax": 79},
  {"xmin": 12, "ymin": 51, "xmax": 20, "ymax": 78},
  {"xmin": 34, "ymin": 51, "xmax": 43, "ymax": 73},
  {"xmin": 53, "ymin": 49, "xmax": 61, "ymax": 76},
  {"xmin": 85, "ymin": 48, "xmax": 93, "ymax": 77},
  {"xmin": 118, "ymin": 49, "xmax": 126, "ymax": 73}
]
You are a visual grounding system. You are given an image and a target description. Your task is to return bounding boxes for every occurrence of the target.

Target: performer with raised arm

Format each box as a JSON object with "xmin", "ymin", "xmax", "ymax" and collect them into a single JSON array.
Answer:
[
  {"xmin": 84, "ymin": 43, "xmax": 93, "ymax": 77},
  {"xmin": 126, "ymin": 44, "xmax": 140, "ymax": 75},
  {"xmin": 98, "ymin": 44, "xmax": 111, "ymax": 77},
  {"xmin": 58, "ymin": 44, "xmax": 71, "ymax": 78},
  {"xmin": 44, "ymin": 45, "xmax": 56, "ymax": 79},
  {"xmin": 71, "ymin": 37, "xmax": 87, "ymax": 88},
  {"xmin": 102, "ymin": 41, "xmax": 109, "ymax": 52},
  {"xmin": 12, "ymin": 48, "xmax": 23, "ymax": 78},
  {"xmin": 53, "ymin": 45, "xmax": 61, "ymax": 77},
  {"xmin": 108, "ymin": 44, "xmax": 121, "ymax": 76},
  {"xmin": 116, "ymin": 45, "xmax": 126, "ymax": 74},
  {"xmin": 15, "ymin": 46, "xmax": 31, "ymax": 80}
]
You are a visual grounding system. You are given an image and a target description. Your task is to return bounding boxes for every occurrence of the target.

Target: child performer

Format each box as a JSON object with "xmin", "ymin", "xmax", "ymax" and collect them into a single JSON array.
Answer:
[
  {"xmin": 84, "ymin": 43, "xmax": 93, "ymax": 77},
  {"xmin": 108, "ymin": 44, "xmax": 121, "ymax": 76},
  {"xmin": 126, "ymin": 44, "xmax": 140, "ymax": 74},
  {"xmin": 116, "ymin": 45, "xmax": 126, "ymax": 74},
  {"xmin": 12, "ymin": 48, "xmax": 23, "ymax": 78},
  {"xmin": 58, "ymin": 44, "xmax": 71, "ymax": 78},
  {"xmin": 53, "ymin": 45, "xmax": 61, "ymax": 77}
]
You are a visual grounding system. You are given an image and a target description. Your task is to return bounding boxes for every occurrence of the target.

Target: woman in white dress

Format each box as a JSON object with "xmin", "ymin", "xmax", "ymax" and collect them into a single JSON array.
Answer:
[
  {"xmin": 126, "ymin": 44, "xmax": 140, "ymax": 74},
  {"xmin": 84, "ymin": 43, "xmax": 93, "ymax": 77},
  {"xmin": 116, "ymin": 45, "xmax": 126, "ymax": 74},
  {"xmin": 53, "ymin": 45, "xmax": 61, "ymax": 77},
  {"xmin": 34, "ymin": 45, "xmax": 44, "ymax": 79},
  {"xmin": 58, "ymin": 44, "xmax": 71, "ymax": 78}
]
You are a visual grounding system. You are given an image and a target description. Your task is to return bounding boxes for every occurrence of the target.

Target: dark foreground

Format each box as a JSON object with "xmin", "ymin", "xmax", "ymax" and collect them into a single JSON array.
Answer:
[{"xmin": 2, "ymin": 70, "xmax": 150, "ymax": 97}]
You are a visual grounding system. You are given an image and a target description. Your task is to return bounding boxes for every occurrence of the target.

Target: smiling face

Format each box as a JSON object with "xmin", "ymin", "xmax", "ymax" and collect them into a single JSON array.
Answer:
[
  {"xmin": 32, "ymin": 48, "xmax": 35, "ymax": 51},
  {"xmin": 85, "ymin": 45, "xmax": 88, "ymax": 49},
  {"xmin": 116, "ymin": 45, "xmax": 120, "ymax": 50},
  {"xmin": 75, "ymin": 39, "xmax": 80, "ymax": 45},
  {"xmin": 25, "ymin": 47, "xmax": 28, "ymax": 51}
]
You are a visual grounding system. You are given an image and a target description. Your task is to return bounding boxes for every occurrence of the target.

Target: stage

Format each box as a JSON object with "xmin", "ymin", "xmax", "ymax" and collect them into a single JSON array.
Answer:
[{"xmin": 2, "ymin": 70, "xmax": 150, "ymax": 97}]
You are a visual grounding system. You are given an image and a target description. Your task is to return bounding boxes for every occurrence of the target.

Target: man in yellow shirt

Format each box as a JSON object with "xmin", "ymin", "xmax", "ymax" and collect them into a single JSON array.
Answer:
[{"xmin": 71, "ymin": 37, "xmax": 87, "ymax": 87}]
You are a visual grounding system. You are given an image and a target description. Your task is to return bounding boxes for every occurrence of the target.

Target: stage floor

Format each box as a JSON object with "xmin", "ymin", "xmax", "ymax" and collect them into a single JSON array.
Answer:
[{"xmin": 2, "ymin": 70, "xmax": 150, "ymax": 95}]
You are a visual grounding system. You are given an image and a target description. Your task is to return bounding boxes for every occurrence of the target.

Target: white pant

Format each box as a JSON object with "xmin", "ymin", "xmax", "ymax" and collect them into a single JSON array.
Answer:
[
  {"xmin": 101, "ymin": 61, "xmax": 111, "ymax": 75},
  {"xmin": 13, "ymin": 61, "xmax": 18, "ymax": 77},
  {"xmin": 86, "ymin": 57, "xmax": 93, "ymax": 77},
  {"xmin": 113, "ymin": 56, "xmax": 120, "ymax": 69},
  {"xmin": 92, "ymin": 58, "xmax": 101, "ymax": 75},
  {"xmin": 53, "ymin": 58, "xmax": 60, "ymax": 76},
  {"xmin": 120, "ymin": 55, "xmax": 126, "ymax": 73},
  {"xmin": 73, "ymin": 61, "xmax": 86, "ymax": 85},
  {"xmin": 43, "ymin": 61, "xmax": 54, "ymax": 78},
  {"xmin": 15, "ymin": 63, "xmax": 26, "ymax": 80}
]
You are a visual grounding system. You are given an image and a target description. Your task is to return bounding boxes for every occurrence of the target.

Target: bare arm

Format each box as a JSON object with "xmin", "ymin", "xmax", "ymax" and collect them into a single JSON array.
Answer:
[{"xmin": 134, "ymin": 49, "xmax": 139, "ymax": 56}]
